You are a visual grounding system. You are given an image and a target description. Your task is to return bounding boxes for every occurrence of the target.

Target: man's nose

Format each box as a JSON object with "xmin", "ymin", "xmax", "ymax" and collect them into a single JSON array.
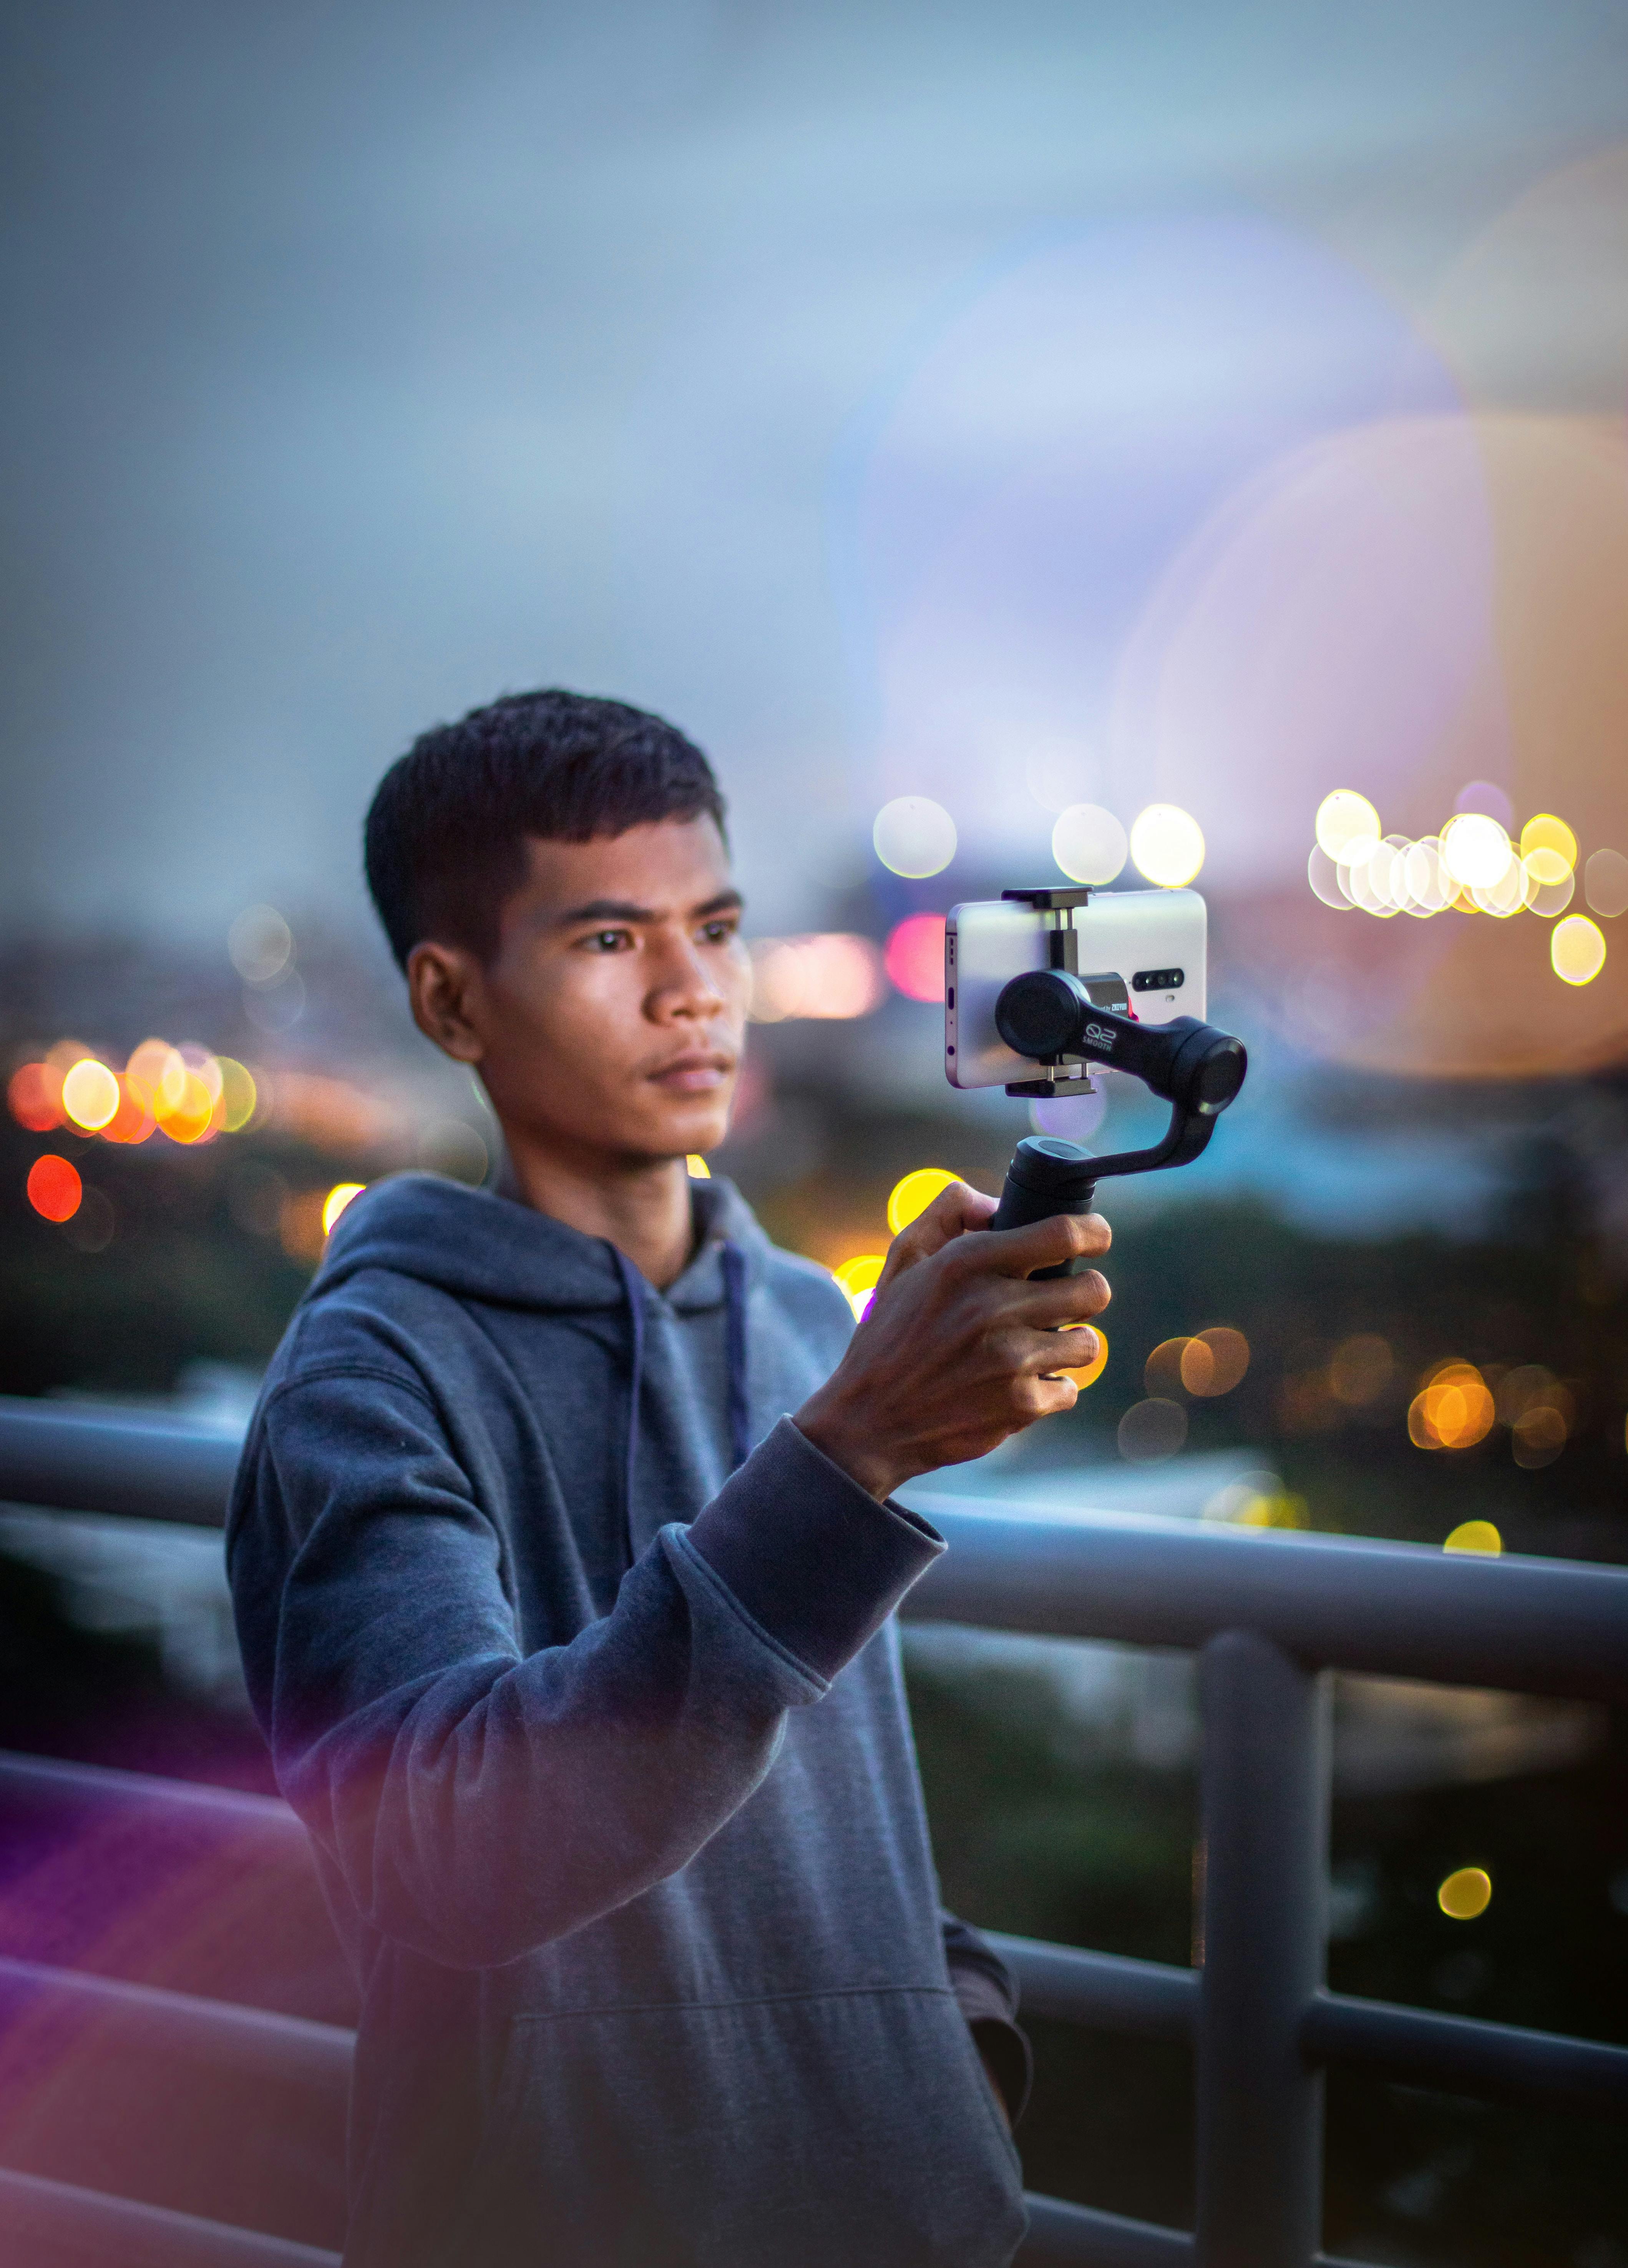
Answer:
[{"xmin": 648, "ymin": 934, "xmax": 725, "ymax": 1019}]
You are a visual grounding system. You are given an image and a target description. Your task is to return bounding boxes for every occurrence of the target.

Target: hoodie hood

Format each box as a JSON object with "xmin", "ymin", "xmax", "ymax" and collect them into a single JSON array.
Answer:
[{"xmin": 313, "ymin": 1170, "xmax": 773, "ymax": 1316}]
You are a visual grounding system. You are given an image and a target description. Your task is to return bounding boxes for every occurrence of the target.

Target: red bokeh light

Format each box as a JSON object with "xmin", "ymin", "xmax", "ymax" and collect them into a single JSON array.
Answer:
[
  {"xmin": 885, "ymin": 913, "xmax": 946, "ymax": 1003},
  {"xmin": 8, "ymin": 1064, "xmax": 61, "ymax": 1133},
  {"xmin": 27, "ymin": 1154, "xmax": 83, "ymax": 1223}
]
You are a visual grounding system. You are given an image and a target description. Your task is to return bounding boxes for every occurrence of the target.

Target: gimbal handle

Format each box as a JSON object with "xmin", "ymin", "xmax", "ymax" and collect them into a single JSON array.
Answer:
[{"xmin": 987, "ymin": 976, "xmax": 1248, "ymax": 1279}]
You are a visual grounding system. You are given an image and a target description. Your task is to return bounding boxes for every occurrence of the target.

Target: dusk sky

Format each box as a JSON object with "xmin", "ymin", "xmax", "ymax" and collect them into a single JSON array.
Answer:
[{"xmin": 4, "ymin": 0, "xmax": 1627, "ymax": 945}]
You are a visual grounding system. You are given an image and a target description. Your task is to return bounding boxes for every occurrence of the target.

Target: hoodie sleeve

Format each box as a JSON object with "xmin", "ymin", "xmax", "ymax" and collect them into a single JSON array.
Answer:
[
  {"xmin": 941, "ymin": 1911, "xmax": 1033, "ymax": 2123},
  {"xmin": 229, "ymin": 1371, "xmax": 942, "ymax": 1971}
]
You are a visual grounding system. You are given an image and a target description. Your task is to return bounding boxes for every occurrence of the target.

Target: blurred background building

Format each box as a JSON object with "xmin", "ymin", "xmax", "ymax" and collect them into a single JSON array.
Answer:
[{"xmin": 2, "ymin": 5, "xmax": 1627, "ymax": 2262}]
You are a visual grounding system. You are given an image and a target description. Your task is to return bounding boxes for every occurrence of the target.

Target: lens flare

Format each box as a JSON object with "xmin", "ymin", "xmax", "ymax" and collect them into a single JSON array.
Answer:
[
  {"xmin": 1551, "ymin": 914, "xmax": 1606, "ymax": 985},
  {"xmin": 1052, "ymin": 804, "xmax": 1128, "ymax": 886},
  {"xmin": 884, "ymin": 913, "xmax": 947, "ymax": 1002},
  {"xmin": 1519, "ymin": 814, "xmax": 1578, "ymax": 869},
  {"xmin": 60, "ymin": 1059, "xmax": 120, "ymax": 1132},
  {"xmin": 887, "ymin": 1168, "xmax": 961, "ymax": 1236},
  {"xmin": 1314, "ymin": 791, "xmax": 1381, "ymax": 863},
  {"xmin": 1583, "ymin": 848, "xmax": 1628, "ymax": 918},
  {"xmin": 873, "ymin": 797, "xmax": 957, "ymax": 879},
  {"xmin": 27, "ymin": 1154, "xmax": 82, "ymax": 1223},
  {"xmin": 1129, "ymin": 805, "xmax": 1204, "ymax": 888},
  {"xmin": 322, "ymin": 1183, "xmax": 367, "ymax": 1237},
  {"xmin": 1440, "ymin": 812, "xmax": 1513, "ymax": 891},
  {"xmin": 1437, "ymin": 1866, "xmax": 1492, "ymax": 1920}
]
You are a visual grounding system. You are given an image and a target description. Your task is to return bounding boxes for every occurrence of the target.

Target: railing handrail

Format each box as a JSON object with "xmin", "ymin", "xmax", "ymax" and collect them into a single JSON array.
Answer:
[{"xmin": 2, "ymin": 1395, "xmax": 1625, "ymax": 2268}]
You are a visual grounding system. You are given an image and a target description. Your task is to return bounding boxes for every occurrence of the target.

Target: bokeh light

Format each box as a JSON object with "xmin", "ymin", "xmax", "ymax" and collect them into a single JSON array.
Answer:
[
  {"xmin": 872, "ymin": 797, "xmax": 957, "ymax": 879},
  {"xmin": 1315, "ymin": 791, "xmax": 1381, "ymax": 862},
  {"xmin": 749, "ymin": 934, "xmax": 886, "ymax": 1021},
  {"xmin": 322, "ymin": 1182, "xmax": 367, "ymax": 1237},
  {"xmin": 1180, "ymin": 1326, "xmax": 1250, "ymax": 1396},
  {"xmin": 832, "ymin": 1253, "xmax": 886, "ymax": 1323},
  {"xmin": 1437, "ymin": 1866, "xmax": 1493, "ymax": 1921},
  {"xmin": 229, "ymin": 904, "xmax": 294, "ymax": 984},
  {"xmin": 884, "ymin": 913, "xmax": 947, "ymax": 1002},
  {"xmin": 8, "ymin": 1063, "xmax": 62, "ymax": 1132},
  {"xmin": 1551, "ymin": 913, "xmax": 1606, "ymax": 985},
  {"xmin": 685, "ymin": 1155, "xmax": 711, "ymax": 1178},
  {"xmin": 60, "ymin": 1058, "xmax": 120, "ymax": 1132},
  {"xmin": 1029, "ymin": 1085, "xmax": 1108, "ymax": 1140},
  {"xmin": 1051, "ymin": 804, "xmax": 1127, "ymax": 886},
  {"xmin": 1328, "ymin": 1334, "xmax": 1395, "ymax": 1406},
  {"xmin": 27, "ymin": 1154, "xmax": 82, "ymax": 1223},
  {"xmin": 1052, "ymin": 1327, "xmax": 1108, "ymax": 1391},
  {"xmin": 1307, "ymin": 846, "xmax": 1351, "ymax": 911},
  {"xmin": 1440, "ymin": 812, "xmax": 1513, "ymax": 891},
  {"xmin": 1444, "ymin": 1520, "xmax": 1503, "ymax": 1555},
  {"xmin": 1129, "ymin": 804, "xmax": 1205, "ymax": 888},
  {"xmin": 1519, "ymin": 813, "xmax": 1578, "ymax": 868},
  {"xmin": 216, "ymin": 1058, "xmax": 259, "ymax": 1132},
  {"xmin": 1119, "ymin": 1397, "xmax": 1188, "ymax": 1462},
  {"xmin": 1584, "ymin": 847, "xmax": 1628, "ymax": 917},
  {"xmin": 1521, "ymin": 850, "xmax": 1575, "ymax": 917},
  {"xmin": 1408, "ymin": 1361, "xmax": 1495, "ymax": 1450},
  {"xmin": 887, "ymin": 1167, "xmax": 961, "ymax": 1236},
  {"xmin": 1144, "ymin": 1338, "xmax": 1191, "ymax": 1395}
]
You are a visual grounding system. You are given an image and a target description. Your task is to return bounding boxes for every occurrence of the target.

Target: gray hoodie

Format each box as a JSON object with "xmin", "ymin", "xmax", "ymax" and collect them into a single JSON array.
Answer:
[{"xmin": 226, "ymin": 1172, "xmax": 1028, "ymax": 2268}]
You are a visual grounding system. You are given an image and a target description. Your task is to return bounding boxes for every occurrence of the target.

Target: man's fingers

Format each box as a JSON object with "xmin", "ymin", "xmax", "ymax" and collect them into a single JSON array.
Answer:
[
  {"xmin": 1009, "ymin": 1269, "xmax": 1113, "ymax": 1331},
  {"xmin": 878, "ymin": 1181, "xmax": 997, "ymax": 1281},
  {"xmin": 963, "ymin": 1208, "xmax": 1112, "ymax": 1278}
]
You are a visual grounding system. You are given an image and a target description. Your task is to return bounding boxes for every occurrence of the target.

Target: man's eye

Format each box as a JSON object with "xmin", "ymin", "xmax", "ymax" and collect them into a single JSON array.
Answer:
[
  {"xmin": 700, "ymin": 920, "xmax": 738, "ymax": 944},
  {"xmin": 586, "ymin": 930, "xmax": 633, "ymax": 952}
]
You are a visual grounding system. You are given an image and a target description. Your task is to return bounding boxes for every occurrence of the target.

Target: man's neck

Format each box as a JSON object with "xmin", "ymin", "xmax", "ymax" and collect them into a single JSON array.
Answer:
[{"xmin": 500, "ymin": 1133, "xmax": 697, "ymax": 1290}]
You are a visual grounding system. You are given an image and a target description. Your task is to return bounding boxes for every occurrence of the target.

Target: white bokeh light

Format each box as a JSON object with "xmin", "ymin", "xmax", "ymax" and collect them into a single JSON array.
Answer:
[
  {"xmin": 872, "ymin": 797, "xmax": 957, "ymax": 878},
  {"xmin": 1440, "ymin": 812, "xmax": 1514, "ymax": 891},
  {"xmin": 1052, "ymin": 804, "xmax": 1128, "ymax": 885},
  {"xmin": 1129, "ymin": 804, "xmax": 1204, "ymax": 888}
]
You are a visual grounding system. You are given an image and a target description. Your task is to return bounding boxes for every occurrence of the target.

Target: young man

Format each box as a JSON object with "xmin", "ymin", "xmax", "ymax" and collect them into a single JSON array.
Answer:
[{"xmin": 227, "ymin": 690, "xmax": 1111, "ymax": 2268}]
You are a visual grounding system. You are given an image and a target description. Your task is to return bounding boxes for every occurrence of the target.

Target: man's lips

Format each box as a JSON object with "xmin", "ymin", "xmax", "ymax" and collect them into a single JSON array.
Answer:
[{"xmin": 647, "ymin": 1053, "xmax": 736, "ymax": 1094}]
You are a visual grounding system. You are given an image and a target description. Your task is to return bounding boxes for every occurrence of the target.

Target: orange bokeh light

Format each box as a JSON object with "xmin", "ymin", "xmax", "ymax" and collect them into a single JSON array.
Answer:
[
  {"xmin": 7, "ymin": 1064, "xmax": 61, "ymax": 1133},
  {"xmin": 1408, "ymin": 1360, "xmax": 1496, "ymax": 1450},
  {"xmin": 885, "ymin": 913, "xmax": 947, "ymax": 1004},
  {"xmin": 27, "ymin": 1154, "xmax": 83, "ymax": 1223}
]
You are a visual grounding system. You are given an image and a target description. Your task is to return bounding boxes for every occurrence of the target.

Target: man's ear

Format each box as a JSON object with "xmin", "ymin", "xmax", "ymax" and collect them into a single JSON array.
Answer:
[{"xmin": 407, "ymin": 941, "xmax": 488, "ymax": 1064}]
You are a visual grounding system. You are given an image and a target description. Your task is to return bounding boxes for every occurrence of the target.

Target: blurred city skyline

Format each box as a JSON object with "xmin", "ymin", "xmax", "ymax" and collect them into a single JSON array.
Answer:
[{"xmin": 5, "ymin": 0, "xmax": 1628, "ymax": 972}]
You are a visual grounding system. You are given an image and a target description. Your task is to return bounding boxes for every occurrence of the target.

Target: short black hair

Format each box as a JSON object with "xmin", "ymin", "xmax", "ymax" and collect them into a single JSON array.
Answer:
[{"xmin": 364, "ymin": 688, "xmax": 728, "ymax": 968}]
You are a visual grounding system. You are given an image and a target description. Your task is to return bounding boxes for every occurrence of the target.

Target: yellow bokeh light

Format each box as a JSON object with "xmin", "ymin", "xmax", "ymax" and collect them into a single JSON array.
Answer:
[
  {"xmin": 833, "ymin": 1252, "xmax": 886, "ymax": 1323},
  {"xmin": 1440, "ymin": 812, "xmax": 1513, "ymax": 891},
  {"xmin": 60, "ymin": 1058, "xmax": 121, "ymax": 1132},
  {"xmin": 1437, "ymin": 1866, "xmax": 1492, "ymax": 1921},
  {"xmin": 125, "ymin": 1038, "xmax": 188, "ymax": 1113},
  {"xmin": 322, "ymin": 1182, "xmax": 367, "ymax": 1237},
  {"xmin": 1521, "ymin": 852, "xmax": 1575, "ymax": 918},
  {"xmin": 685, "ymin": 1154, "xmax": 711, "ymax": 1178},
  {"xmin": 1052, "ymin": 1327, "xmax": 1108, "ymax": 1391},
  {"xmin": 1129, "ymin": 804, "xmax": 1205, "ymax": 888},
  {"xmin": 1552, "ymin": 914, "xmax": 1606, "ymax": 985},
  {"xmin": 872, "ymin": 797, "xmax": 957, "ymax": 879},
  {"xmin": 1315, "ymin": 790, "xmax": 1381, "ymax": 863},
  {"xmin": 1519, "ymin": 813, "xmax": 1578, "ymax": 869},
  {"xmin": 1444, "ymin": 1520, "xmax": 1502, "ymax": 1555},
  {"xmin": 886, "ymin": 1167, "xmax": 961, "ymax": 1236},
  {"xmin": 216, "ymin": 1058, "xmax": 258, "ymax": 1133}
]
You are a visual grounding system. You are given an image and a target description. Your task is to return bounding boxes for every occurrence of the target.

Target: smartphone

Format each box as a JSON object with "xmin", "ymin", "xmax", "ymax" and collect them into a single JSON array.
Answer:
[{"xmin": 945, "ymin": 889, "xmax": 1207, "ymax": 1088}]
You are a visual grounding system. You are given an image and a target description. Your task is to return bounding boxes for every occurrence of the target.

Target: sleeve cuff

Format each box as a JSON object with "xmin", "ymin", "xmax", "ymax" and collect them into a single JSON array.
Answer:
[
  {"xmin": 968, "ymin": 2014, "xmax": 1034, "ymax": 2127},
  {"xmin": 684, "ymin": 1416, "xmax": 944, "ymax": 1683}
]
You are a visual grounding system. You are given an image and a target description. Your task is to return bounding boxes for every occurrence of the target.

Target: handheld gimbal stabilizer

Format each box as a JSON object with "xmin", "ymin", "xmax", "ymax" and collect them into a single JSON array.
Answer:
[{"xmin": 983, "ymin": 887, "xmax": 1248, "ymax": 1278}]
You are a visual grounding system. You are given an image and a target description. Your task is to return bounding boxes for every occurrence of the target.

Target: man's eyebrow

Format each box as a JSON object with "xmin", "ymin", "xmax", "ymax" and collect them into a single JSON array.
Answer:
[{"xmin": 554, "ymin": 888, "xmax": 744, "ymax": 928}]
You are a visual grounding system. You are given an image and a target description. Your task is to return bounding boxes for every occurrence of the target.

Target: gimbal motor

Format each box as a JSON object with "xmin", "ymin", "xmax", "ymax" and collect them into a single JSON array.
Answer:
[{"xmin": 982, "ymin": 887, "xmax": 1248, "ymax": 1277}]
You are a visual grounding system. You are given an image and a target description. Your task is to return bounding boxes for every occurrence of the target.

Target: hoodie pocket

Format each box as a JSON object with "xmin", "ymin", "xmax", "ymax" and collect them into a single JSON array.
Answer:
[{"xmin": 454, "ymin": 1984, "xmax": 1026, "ymax": 2268}]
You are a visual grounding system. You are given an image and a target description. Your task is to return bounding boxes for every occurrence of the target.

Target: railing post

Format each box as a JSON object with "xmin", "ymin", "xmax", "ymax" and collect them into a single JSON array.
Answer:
[{"xmin": 1195, "ymin": 1630, "xmax": 1330, "ymax": 2268}]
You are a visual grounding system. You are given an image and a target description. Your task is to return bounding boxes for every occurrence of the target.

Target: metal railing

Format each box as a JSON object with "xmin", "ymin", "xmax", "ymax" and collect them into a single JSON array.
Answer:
[{"xmin": 0, "ymin": 1396, "xmax": 1624, "ymax": 2268}]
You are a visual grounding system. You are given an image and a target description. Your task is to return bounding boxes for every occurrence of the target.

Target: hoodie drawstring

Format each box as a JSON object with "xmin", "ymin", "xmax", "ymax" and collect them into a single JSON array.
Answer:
[
  {"xmin": 611, "ymin": 1249, "xmax": 647, "ymax": 1569},
  {"xmin": 720, "ymin": 1240, "xmax": 751, "ymax": 1472},
  {"xmin": 611, "ymin": 1240, "xmax": 751, "ymax": 1565}
]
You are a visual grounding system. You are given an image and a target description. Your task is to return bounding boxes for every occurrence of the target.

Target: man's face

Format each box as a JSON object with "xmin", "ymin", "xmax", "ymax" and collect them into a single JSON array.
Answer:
[{"xmin": 420, "ymin": 817, "xmax": 751, "ymax": 1167}]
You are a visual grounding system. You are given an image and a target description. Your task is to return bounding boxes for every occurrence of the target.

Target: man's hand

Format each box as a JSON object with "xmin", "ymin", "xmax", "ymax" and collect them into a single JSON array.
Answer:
[{"xmin": 795, "ymin": 1181, "xmax": 1110, "ymax": 1500}]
